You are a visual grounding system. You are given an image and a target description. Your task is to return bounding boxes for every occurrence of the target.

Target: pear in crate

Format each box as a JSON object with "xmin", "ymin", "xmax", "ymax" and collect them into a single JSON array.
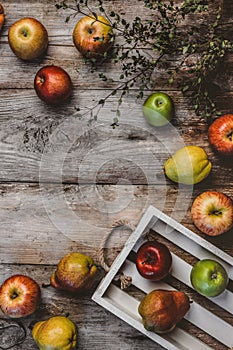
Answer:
[
  {"xmin": 138, "ymin": 289, "xmax": 190, "ymax": 333},
  {"xmin": 50, "ymin": 252, "xmax": 97, "ymax": 293}
]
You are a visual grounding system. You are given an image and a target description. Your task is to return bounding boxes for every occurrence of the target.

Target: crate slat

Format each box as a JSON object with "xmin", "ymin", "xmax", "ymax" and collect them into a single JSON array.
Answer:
[{"xmin": 104, "ymin": 284, "xmax": 213, "ymax": 350}]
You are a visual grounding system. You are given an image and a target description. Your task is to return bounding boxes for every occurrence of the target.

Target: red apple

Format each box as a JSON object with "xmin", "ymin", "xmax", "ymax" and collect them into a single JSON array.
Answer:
[
  {"xmin": 73, "ymin": 15, "xmax": 114, "ymax": 59},
  {"xmin": 191, "ymin": 191, "xmax": 233, "ymax": 236},
  {"xmin": 34, "ymin": 65, "xmax": 72, "ymax": 105},
  {"xmin": 136, "ymin": 241, "xmax": 172, "ymax": 281},
  {"xmin": 8, "ymin": 17, "xmax": 48, "ymax": 60},
  {"xmin": 0, "ymin": 4, "xmax": 5, "ymax": 33},
  {"xmin": 0, "ymin": 274, "xmax": 41, "ymax": 318},
  {"xmin": 208, "ymin": 114, "xmax": 233, "ymax": 156}
]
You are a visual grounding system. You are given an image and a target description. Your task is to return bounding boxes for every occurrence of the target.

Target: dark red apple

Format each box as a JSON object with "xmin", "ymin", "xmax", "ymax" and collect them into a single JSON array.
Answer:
[
  {"xmin": 73, "ymin": 15, "xmax": 114, "ymax": 59},
  {"xmin": 136, "ymin": 241, "xmax": 172, "ymax": 281},
  {"xmin": 0, "ymin": 274, "xmax": 41, "ymax": 318},
  {"xmin": 34, "ymin": 65, "xmax": 72, "ymax": 105},
  {"xmin": 208, "ymin": 114, "xmax": 233, "ymax": 156}
]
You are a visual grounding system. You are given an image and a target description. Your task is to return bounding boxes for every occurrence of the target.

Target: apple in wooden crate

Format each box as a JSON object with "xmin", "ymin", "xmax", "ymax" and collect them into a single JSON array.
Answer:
[
  {"xmin": 190, "ymin": 259, "xmax": 229, "ymax": 297},
  {"xmin": 73, "ymin": 15, "xmax": 114, "ymax": 59},
  {"xmin": 0, "ymin": 275, "xmax": 41, "ymax": 318},
  {"xmin": 136, "ymin": 241, "xmax": 172, "ymax": 281},
  {"xmin": 191, "ymin": 191, "xmax": 233, "ymax": 236},
  {"xmin": 8, "ymin": 17, "xmax": 48, "ymax": 60}
]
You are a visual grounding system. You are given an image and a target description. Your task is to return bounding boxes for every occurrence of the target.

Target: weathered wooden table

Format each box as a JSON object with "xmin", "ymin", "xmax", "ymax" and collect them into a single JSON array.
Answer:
[{"xmin": 0, "ymin": 1, "xmax": 232, "ymax": 349}]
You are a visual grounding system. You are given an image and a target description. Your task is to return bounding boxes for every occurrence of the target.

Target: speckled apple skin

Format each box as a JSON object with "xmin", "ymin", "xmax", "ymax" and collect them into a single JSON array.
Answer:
[
  {"xmin": 208, "ymin": 114, "xmax": 233, "ymax": 156},
  {"xmin": 191, "ymin": 191, "xmax": 233, "ymax": 236}
]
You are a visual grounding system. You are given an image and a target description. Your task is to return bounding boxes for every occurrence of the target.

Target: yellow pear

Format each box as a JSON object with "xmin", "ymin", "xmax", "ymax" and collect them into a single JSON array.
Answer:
[
  {"xmin": 164, "ymin": 146, "xmax": 212, "ymax": 185},
  {"xmin": 32, "ymin": 316, "xmax": 77, "ymax": 350}
]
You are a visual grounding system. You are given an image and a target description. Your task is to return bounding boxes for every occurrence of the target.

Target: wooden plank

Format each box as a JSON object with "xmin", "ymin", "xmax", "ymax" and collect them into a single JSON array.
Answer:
[
  {"xmin": 0, "ymin": 89, "xmax": 232, "ymax": 184},
  {"xmin": 0, "ymin": 264, "xmax": 164, "ymax": 350},
  {"xmin": 0, "ymin": 183, "xmax": 233, "ymax": 265},
  {"xmin": 0, "ymin": 1, "xmax": 232, "ymax": 91}
]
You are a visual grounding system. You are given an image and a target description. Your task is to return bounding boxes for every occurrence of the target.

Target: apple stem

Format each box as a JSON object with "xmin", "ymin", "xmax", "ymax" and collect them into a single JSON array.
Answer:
[
  {"xmin": 211, "ymin": 273, "xmax": 217, "ymax": 280},
  {"xmin": 142, "ymin": 256, "xmax": 154, "ymax": 265},
  {"xmin": 210, "ymin": 209, "xmax": 222, "ymax": 216},
  {"xmin": 227, "ymin": 130, "xmax": 233, "ymax": 141},
  {"xmin": 21, "ymin": 29, "xmax": 28, "ymax": 37},
  {"xmin": 10, "ymin": 292, "xmax": 18, "ymax": 300}
]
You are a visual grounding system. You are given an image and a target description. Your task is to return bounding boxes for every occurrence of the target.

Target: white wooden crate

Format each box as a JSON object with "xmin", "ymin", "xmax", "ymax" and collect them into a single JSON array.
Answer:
[{"xmin": 92, "ymin": 205, "xmax": 233, "ymax": 350}]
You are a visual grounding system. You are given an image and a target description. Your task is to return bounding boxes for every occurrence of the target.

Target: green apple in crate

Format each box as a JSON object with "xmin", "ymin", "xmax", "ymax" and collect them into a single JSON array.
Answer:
[
  {"xmin": 32, "ymin": 316, "xmax": 77, "ymax": 350},
  {"xmin": 138, "ymin": 289, "xmax": 190, "ymax": 333},
  {"xmin": 190, "ymin": 259, "xmax": 229, "ymax": 297},
  {"xmin": 143, "ymin": 92, "xmax": 174, "ymax": 127},
  {"xmin": 8, "ymin": 17, "xmax": 48, "ymax": 60}
]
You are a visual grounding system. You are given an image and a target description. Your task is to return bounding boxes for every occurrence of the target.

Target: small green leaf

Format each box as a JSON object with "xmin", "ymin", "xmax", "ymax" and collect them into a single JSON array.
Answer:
[{"xmin": 182, "ymin": 85, "xmax": 189, "ymax": 92}]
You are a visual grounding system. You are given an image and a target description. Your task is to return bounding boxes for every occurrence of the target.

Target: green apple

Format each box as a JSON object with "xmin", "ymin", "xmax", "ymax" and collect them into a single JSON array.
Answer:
[
  {"xmin": 190, "ymin": 259, "xmax": 229, "ymax": 297},
  {"xmin": 143, "ymin": 92, "xmax": 174, "ymax": 127},
  {"xmin": 8, "ymin": 17, "xmax": 48, "ymax": 60}
]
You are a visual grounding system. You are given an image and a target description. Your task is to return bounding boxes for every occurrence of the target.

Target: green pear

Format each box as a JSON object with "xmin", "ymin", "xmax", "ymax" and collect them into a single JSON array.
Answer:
[
  {"xmin": 50, "ymin": 252, "xmax": 97, "ymax": 293},
  {"xmin": 32, "ymin": 316, "xmax": 77, "ymax": 350},
  {"xmin": 138, "ymin": 289, "xmax": 190, "ymax": 333},
  {"xmin": 164, "ymin": 145, "xmax": 212, "ymax": 185}
]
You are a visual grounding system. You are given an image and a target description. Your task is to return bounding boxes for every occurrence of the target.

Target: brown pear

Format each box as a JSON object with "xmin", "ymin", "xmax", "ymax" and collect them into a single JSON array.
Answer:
[
  {"xmin": 50, "ymin": 252, "xmax": 97, "ymax": 294},
  {"xmin": 138, "ymin": 289, "xmax": 190, "ymax": 333}
]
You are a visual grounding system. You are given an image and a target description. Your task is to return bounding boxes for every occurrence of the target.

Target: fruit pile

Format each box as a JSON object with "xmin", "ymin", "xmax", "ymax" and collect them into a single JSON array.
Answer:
[
  {"xmin": 2, "ymin": 7, "xmax": 114, "ymax": 105},
  {"xmin": 0, "ymin": 2, "xmax": 233, "ymax": 348},
  {"xmin": 0, "ymin": 252, "xmax": 97, "ymax": 349},
  {"xmin": 134, "ymin": 239, "xmax": 229, "ymax": 333}
]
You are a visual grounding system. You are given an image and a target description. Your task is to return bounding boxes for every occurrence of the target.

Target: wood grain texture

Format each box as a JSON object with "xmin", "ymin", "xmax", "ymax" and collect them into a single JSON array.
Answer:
[
  {"xmin": 0, "ymin": 89, "xmax": 232, "ymax": 184},
  {"xmin": 0, "ymin": 0, "xmax": 232, "ymax": 349}
]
